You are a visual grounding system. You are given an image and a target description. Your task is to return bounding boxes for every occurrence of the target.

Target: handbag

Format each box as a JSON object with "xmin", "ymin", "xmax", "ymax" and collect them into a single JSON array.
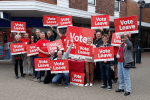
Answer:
[{"xmin": 123, "ymin": 60, "xmax": 132, "ymax": 68}]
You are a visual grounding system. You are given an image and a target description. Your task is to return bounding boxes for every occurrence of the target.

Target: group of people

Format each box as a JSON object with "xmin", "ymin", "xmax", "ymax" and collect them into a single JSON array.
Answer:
[{"xmin": 11, "ymin": 26, "xmax": 133, "ymax": 96}]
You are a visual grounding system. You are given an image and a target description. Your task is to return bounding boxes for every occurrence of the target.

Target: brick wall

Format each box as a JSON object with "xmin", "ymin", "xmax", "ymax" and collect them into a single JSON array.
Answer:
[
  {"xmin": 69, "ymin": 0, "xmax": 87, "ymax": 11},
  {"xmin": 142, "ymin": 8, "xmax": 150, "ymax": 23},
  {"xmin": 96, "ymin": 0, "xmax": 114, "ymax": 16},
  {"xmin": 120, "ymin": 1, "xmax": 127, "ymax": 17}
]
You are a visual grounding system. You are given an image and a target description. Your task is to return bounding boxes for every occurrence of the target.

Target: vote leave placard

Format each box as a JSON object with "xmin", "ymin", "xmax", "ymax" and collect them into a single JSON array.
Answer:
[
  {"xmin": 114, "ymin": 15, "xmax": 138, "ymax": 34},
  {"xmin": 94, "ymin": 46, "xmax": 114, "ymax": 62},
  {"xmin": 43, "ymin": 15, "xmax": 58, "ymax": 26},
  {"xmin": 91, "ymin": 15, "xmax": 109, "ymax": 29},
  {"xmin": 70, "ymin": 72, "xmax": 85, "ymax": 86},
  {"xmin": 10, "ymin": 43, "xmax": 26, "ymax": 55},
  {"xmin": 26, "ymin": 43, "xmax": 39, "ymax": 56},
  {"xmin": 58, "ymin": 15, "xmax": 72, "ymax": 28},
  {"xmin": 65, "ymin": 26, "xmax": 95, "ymax": 57},
  {"xmin": 46, "ymin": 39, "xmax": 64, "ymax": 52},
  {"xmin": 11, "ymin": 21, "xmax": 26, "ymax": 33},
  {"xmin": 75, "ymin": 43, "xmax": 93, "ymax": 59},
  {"xmin": 34, "ymin": 58, "xmax": 51, "ymax": 71},
  {"xmin": 50, "ymin": 60, "xmax": 69, "ymax": 74}
]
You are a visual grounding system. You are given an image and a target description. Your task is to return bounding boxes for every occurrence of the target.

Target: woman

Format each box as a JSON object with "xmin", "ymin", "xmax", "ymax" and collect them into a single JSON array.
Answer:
[
  {"xmin": 11, "ymin": 35, "xmax": 25, "ymax": 79},
  {"xmin": 29, "ymin": 35, "xmax": 38, "ymax": 78},
  {"xmin": 99, "ymin": 34, "xmax": 112, "ymax": 90},
  {"xmin": 85, "ymin": 37, "xmax": 96, "ymax": 87},
  {"xmin": 116, "ymin": 32, "xmax": 133, "ymax": 96}
]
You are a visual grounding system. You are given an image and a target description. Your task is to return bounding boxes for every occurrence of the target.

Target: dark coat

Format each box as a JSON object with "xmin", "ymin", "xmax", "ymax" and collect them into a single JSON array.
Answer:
[{"xmin": 46, "ymin": 30, "xmax": 57, "ymax": 42}]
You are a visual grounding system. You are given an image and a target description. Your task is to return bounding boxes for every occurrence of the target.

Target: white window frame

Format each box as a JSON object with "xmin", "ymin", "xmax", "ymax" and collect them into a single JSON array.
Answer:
[
  {"xmin": 114, "ymin": 0, "xmax": 120, "ymax": 12},
  {"xmin": 88, "ymin": 0, "xmax": 96, "ymax": 6}
]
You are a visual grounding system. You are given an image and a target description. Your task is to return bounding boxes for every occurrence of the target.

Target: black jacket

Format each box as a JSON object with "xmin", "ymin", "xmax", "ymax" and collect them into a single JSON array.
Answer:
[
  {"xmin": 46, "ymin": 30, "xmax": 57, "ymax": 42},
  {"xmin": 93, "ymin": 38, "xmax": 103, "ymax": 47}
]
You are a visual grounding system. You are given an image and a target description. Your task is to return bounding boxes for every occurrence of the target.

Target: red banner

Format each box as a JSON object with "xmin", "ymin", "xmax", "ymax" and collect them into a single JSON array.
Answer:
[
  {"xmin": 70, "ymin": 72, "xmax": 85, "ymax": 86},
  {"xmin": 58, "ymin": 15, "xmax": 72, "ymax": 28},
  {"xmin": 46, "ymin": 39, "xmax": 64, "ymax": 53},
  {"xmin": 114, "ymin": 15, "xmax": 138, "ymax": 34},
  {"xmin": 75, "ymin": 43, "xmax": 93, "ymax": 59},
  {"xmin": 43, "ymin": 15, "xmax": 58, "ymax": 26},
  {"xmin": 65, "ymin": 26, "xmax": 95, "ymax": 57},
  {"xmin": 94, "ymin": 46, "xmax": 114, "ymax": 62},
  {"xmin": 11, "ymin": 21, "xmax": 26, "ymax": 33},
  {"xmin": 26, "ymin": 43, "xmax": 39, "ymax": 56},
  {"xmin": 34, "ymin": 58, "xmax": 51, "ymax": 71},
  {"xmin": 10, "ymin": 43, "xmax": 26, "ymax": 55},
  {"xmin": 91, "ymin": 15, "xmax": 109, "ymax": 29},
  {"xmin": 50, "ymin": 60, "xmax": 69, "ymax": 73}
]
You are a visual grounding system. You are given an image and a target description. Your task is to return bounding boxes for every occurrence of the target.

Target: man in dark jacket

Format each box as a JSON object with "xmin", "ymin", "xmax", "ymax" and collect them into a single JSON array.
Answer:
[{"xmin": 46, "ymin": 26, "xmax": 57, "ymax": 42}]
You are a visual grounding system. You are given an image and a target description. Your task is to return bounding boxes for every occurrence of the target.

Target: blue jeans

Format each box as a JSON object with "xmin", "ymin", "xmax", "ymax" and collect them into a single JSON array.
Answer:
[
  {"xmin": 30, "ymin": 55, "xmax": 38, "ymax": 76},
  {"xmin": 36, "ymin": 56, "xmax": 41, "ymax": 79},
  {"xmin": 118, "ymin": 62, "xmax": 131, "ymax": 92},
  {"xmin": 100, "ymin": 63, "xmax": 112, "ymax": 87},
  {"xmin": 52, "ymin": 73, "xmax": 69, "ymax": 86}
]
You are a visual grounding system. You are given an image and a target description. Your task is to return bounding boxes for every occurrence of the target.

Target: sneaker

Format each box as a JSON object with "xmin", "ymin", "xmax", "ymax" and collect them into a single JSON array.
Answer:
[
  {"xmin": 85, "ymin": 83, "xmax": 89, "ymax": 86},
  {"xmin": 21, "ymin": 74, "xmax": 25, "ymax": 77},
  {"xmin": 65, "ymin": 85, "xmax": 68, "ymax": 88},
  {"xmin": 107, "ymin": 86, "xmax": 112, "ymax": 90},
  {"xmin": 90, "ymin": 83, "xmax": 93, "ymax": 87},
  {"xmin": 100, "ymin": 85, "xmax": 107, "ymax": 89},
  {"xmin": 37, "ymin": 79, "xmax": 41, "ymax": 83},
  {"xmin": 112, "ymin": 78, "xmax": 118, "ymax": 83},
  {"xmin": 16, "ymin": 76, "xmax": 19, "ymax": 79}
]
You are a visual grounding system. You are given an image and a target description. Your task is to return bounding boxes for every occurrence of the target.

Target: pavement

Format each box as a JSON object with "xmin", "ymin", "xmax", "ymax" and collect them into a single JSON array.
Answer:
[{"xmin": 0, "ymin": 53, "xmax": 150, "ymax": 100}]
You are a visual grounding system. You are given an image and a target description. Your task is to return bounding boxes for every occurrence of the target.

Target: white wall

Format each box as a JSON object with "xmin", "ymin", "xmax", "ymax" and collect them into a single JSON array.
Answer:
[{"xmin": 57, "ymin": 0, "xmax": 69, "ymax": 8}]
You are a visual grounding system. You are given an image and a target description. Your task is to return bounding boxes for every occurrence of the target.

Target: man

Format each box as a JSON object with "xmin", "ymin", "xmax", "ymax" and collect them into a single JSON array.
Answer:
[
  {"xmin": 36, "ymin": 32, "xmax": 50, "ymax": 82},
  {"xmin": 51, "ymin": 38, "xmax": 73, "ymax": 88},
  {"xmin": 46, "ymin": 26, "xmax": 57, "ymax": 42},
  {"xmin": 56, "ymin": 26, "xmax": 66, "ymax": 44},
  {"xmin": 35, "ymin": 29, "xmax": 41, "ymax": 42},
  {"xmin": 93, "ymin": 27, "xmax": 105, "ymax": 82},
  {"xmin": 20, "ymin": 33, "xmax": 31, "ymax": 76}
]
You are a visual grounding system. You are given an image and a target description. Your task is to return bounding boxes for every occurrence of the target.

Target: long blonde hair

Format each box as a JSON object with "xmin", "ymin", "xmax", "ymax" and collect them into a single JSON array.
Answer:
[{"xmin": 86, "ymin": 37, "xmax": 93, "ymax": 44}]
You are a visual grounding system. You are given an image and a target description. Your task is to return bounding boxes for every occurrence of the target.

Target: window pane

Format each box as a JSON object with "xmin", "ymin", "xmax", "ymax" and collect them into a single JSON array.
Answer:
[
  {"xmin": 114, "ymin": 2, "xmax": 119, "ymax": 11},
  {"xmin": 88, "ymin": 0, "xmax": 95, "ymax": 5}
]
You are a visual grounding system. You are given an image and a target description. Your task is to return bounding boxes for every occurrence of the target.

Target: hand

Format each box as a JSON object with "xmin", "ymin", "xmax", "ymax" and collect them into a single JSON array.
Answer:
[
  {"xmin": 56, "ymin": 42, "xmax": 59, "ymax": 47},
  {"xmin": 100, "ymin": 27, "xmax": 103, "ymax": 31},
  {"xmin": 45, "ymin": 52, "xmax": 49, "ymax": 55},
  {"xmin": 50, "ymin": 25, "xmax": 53, "ymax": 30},
  {"xmin": 116, "ymin": 55, "xmax": 120, "ymax": 59},
  {"xmin": 104, "ymin": 61, "xmax": 107, "ymax": 63},
  {"xmin": 124, "ymin": 32, "xmax": 128, "ymax": 38},
  {"xmin": 70, "ymin": 37, "xmax": 73, "ymax": 43}
]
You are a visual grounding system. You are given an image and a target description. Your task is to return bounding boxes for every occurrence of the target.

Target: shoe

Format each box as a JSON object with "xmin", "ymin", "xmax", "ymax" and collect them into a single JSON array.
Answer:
[
  {"xmin": 124, "ymin": 91, "xmax": 130, "ymax": 96},
  {"xmin": 107, "ymin": 86, "xmax": 112, "ymax": 90},
  {"xmin": 65, "ymin": 85, "xmax": 68, "ymax": 88},
  {"xmin": 29, "ymin": 74, "xmax": 32, "ymax": 76},
  {"xmin": 16, "ymin": 76, "xmax": 19, "ymax": 79},
  {"xmin": 59, "ymin": 83, "xmax": 62, "ymax": 85},
  {"xmin": 90, "ymin": 83, "xmax": 93, "ymax": 87},
  {"xmin": 100, "ymin": 85, "xmax": 107, "ymax": 89},
  {"xmin": 21, "ymin": 74, "xmax": 25, "ymax": 77},
  {"xmin": 115, "ymin": 89, "xmax": 124, "ymax": 92},
  {"xmin": 85, "ymin": 83, "xmax": 89, "ymax": 86},
  {"xmin": 112, "ymin": 78, "xmax": 118, "ymax": 83},
  {"xmin": 37, "ymin": 79, "xmax": 41, "ymax": 83}
]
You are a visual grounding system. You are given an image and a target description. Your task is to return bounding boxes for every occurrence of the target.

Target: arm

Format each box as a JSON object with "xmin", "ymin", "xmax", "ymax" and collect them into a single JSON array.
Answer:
[
  {"xmin": 37, "ymin": 47, "xmax": 49, "ymax": 55},
  {"xmin": 56, "ymin": 26, "xmax": 62, "ymax": 38},
  {"xmin": 50, "ymin": 26, "xmax": 57, "ymax": 40},
  {"xmin": 125, "ymin": 38, "xmax": 132, "ymax": 49}
]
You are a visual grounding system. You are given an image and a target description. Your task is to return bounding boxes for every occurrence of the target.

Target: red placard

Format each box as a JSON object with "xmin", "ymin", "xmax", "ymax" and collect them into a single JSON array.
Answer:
[
  {"xmin": 75, "ymin": 43, "xmax": 93, "ymax": 59},
  {"xmin": 34, "ymin": 58, "xmax": 51, "ymax": 71},
  {"xmin": 43, "ymin": 15, "xmax": 58, "ymax": 26},
  {"xmin": 10, "ymin": 43, "xmax": 26, "ymax": 55},
  {"xmin": 70, "ymin": 72, "xmax": 85, "ymax": 86},
  {"xmin": 26, "ymin": 43, "xmax": 39, "ymax": 56},
  {"xmin": 50, "ymin": 60, "xmax": 69, "ymax": 74},
  {"xmin": 58, "ymin": 15, "xmax": 72, "ymax": 28},
  {"xmin": 114, "ymin": 15, "xmax": 138, "ymax": 34},
  {"xmin": 46, "ymin": 39, "xmax": 64, "ymax": 53},
  {"xmin": 65, "ymin": 26, "xmax": 95, "ymax": 57},
  {"xmin": 11, "ymin": 21, "xmax": 26, "ymax": 33},
  {"xmin": 91, "ymin": 15, "xmax": 109, "ymax": 29},
  {"xmin": 94, "ymin": 46, "xmax": 114, "ymax": 62}
]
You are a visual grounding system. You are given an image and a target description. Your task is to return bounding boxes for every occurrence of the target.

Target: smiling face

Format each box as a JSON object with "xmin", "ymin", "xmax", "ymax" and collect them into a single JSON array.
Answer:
[
  {"xmin": 24, "ymin": 33, "xmax": 29, "ymax": 39},
  {"xmin": 57, "ymin": 50, "xmax": 62, "ymax": 59},
  {"xmin": 87, "ymin": 37, "xmax": 92, "ymax": 45},
  {"xmin": 47, "ymin": 31, "xmax": 51, "ymax": 37},
  {"xmin": 40, "ymin": 33, "xmax": 45, "ymax": 40},
  {"xmin": 31, "ymin": 36, "xmax": 34, "ymax": 43},
  {"xmin": 96, "ymin": 32, "xmax": 101, "ymax": 40},
  {"xmin": 50, "ymin": 50, "xmax": 55, "ymax": 57}
]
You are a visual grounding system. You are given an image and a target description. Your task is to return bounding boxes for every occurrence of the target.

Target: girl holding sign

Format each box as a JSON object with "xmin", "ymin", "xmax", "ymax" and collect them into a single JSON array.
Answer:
[{"xmin": 84, "ymin": 37, "xmax": 96, "ymax": 87}]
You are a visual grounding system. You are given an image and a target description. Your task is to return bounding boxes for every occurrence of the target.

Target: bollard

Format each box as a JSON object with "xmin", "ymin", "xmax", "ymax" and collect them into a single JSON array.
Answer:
[{"xmin": 132, "ymin": 50, "xmax": 136, "ymax": 68}]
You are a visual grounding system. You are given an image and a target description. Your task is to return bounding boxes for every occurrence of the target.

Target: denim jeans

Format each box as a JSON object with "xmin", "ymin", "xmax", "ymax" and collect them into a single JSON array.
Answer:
[
  {"xmin": 36, "ymin": 56, "xmax": 41, "ymax": 79},
  {"xmin": 118, "ymin": 62, "xmax": 131, "ymax": 92},
  {"xmin": 30, "ymin": 55, "xmax": 38, "ymax": 76},
  {"xmin": 52, "ymin": 73, "xmax": 69, "ymax": 86},
  {"xmin": 100, "ymin": 63, "xmax": 112, "ymax": 87}
]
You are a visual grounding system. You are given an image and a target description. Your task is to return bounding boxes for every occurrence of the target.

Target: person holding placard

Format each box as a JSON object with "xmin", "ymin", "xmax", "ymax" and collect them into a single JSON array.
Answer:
[
  {"xmin": 56, "ymin": 26, "xmax": 66, "ymax": 44},
  {"xmin": 20, "ymin": 33, "xmax": 31, "ymax": 76},
  {"xmin": 11, "ymin": 35, "xmax": 25, "ymax": 79},
  {"xmin": 36, "ymin": 32, "xmax": 50, "ymax": 82},
  {"xmin": 116, "ymin": 32, "xmax": 133, "ymax": 96},
  {"xmin": 84, "ymin": 37, "xmax": 96, "ymax": 87},
  {"xmin": 51, "ymin": 38, "xmax": 73, "ymax": 88},
  {"xmin": 99, "ymin": 34, "xmax": 112, "ymax": 90},
  {"xmin": 46, "ymin": 26, "xmax": 57, "ymax": 42}
]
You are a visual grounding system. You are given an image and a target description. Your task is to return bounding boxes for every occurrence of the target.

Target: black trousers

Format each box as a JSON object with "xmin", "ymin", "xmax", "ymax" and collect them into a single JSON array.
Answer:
[
  {"xmin": 14, "ymin": 59, "xmax": 23, "ymax": 76},
  {"xmin": 43, "ymin": 70, "xmax": 55, "ymax": 84}
]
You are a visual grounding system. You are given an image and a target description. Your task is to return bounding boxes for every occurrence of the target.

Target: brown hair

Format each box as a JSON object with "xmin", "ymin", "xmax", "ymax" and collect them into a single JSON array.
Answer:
[{"xmin": 102, "ymin": 34, "xmax": 109, "ymax": 39}]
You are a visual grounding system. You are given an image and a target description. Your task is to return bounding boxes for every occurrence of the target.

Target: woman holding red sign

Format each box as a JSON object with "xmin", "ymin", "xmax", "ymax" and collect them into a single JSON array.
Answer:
[
  {"xmin": 84, "ymin": 37, "xmax": 96, "ymax": 87},
  {"xmin": 11, "ymin": 35, "xmax": 25, "ymax": 79},
  {"xmin": 116, "ymin": 32, "xmax": 133, "ymax": 96}
]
